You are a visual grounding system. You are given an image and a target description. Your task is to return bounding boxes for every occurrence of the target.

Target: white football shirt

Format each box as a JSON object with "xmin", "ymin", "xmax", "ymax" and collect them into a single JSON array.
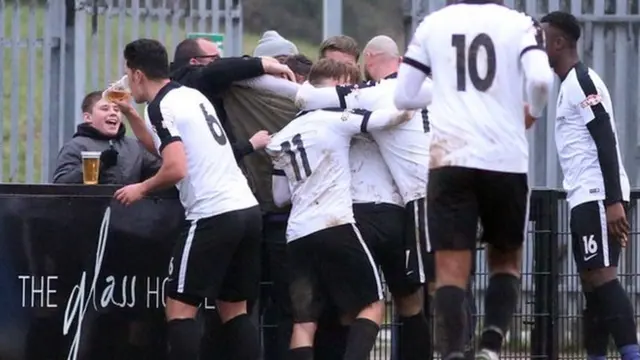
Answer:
[
  {"xmin": 267, "ymin": 108, "xmax": 406, "ymax": 242},
  {"xmin": 144, "ymin": 81, "xmax": 258, "ymax": 220},
  {"xmin": 297, "ymin": 75, "xmax": 430, "ymax": 204},
  {"xmin": 555, "ymin": 63, "xmax": 630, "ymax": 209},
  {"xmin": 403, "ymin": 3, "xmax": 548, "ymax": 173}
]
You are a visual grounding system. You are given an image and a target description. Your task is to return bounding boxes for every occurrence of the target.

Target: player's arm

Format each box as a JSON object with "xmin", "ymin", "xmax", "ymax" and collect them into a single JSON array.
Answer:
[
  {"xmin": 119, "ymin": 104, "xmax": 157, "ymax": 155},
  {"xmin": 138, "ymin": 105, "xmax": 187, "ymax": 195},
  {"xmin": 394, "ymin": 19, "xmax": 432, "ymax": 110},
  {"xmin": 271, "ymin": 168, "xmax": 291, "ymax": 207},
  {"xmin": 520, "ymin": 18, "xmax": 554, "ymax": 119},
  {"xmin": 337, "ymin": 108, "xmax": 415, "ymax": 135},
  {"xmin": 235, "ymin": 75, "xmax": 301, "ymax": 99},
  {"xmin": 568, "ymin": 77, "xmax": 623, "ymax": 206},
  {"xmin": 295, "ymin": 80, "xmax": 378, "ymax": 110}
]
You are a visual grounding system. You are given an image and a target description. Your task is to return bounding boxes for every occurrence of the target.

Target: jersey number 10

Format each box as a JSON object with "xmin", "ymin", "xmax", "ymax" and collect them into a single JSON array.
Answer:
[
  {"xmin": 281, "ymin": 134, "xmax": 312, "ymax": 181},
  {"xmin": 451, "ymin": 33, "xmax": 497, "ymax": 92}
]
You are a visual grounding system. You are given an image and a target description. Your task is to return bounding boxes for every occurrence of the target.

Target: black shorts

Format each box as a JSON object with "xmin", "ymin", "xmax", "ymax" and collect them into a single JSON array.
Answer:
[
  {"xmin": 354, "ymin": 202, "xmax": 424, "ymax": 297},
  {"xmin": 428, "ymin": 167, "xmax": 529, "ymax": 251},
  {"xmin": 166, "ymin": 205, "xmax": 262, "ymax": 306},
  {"xmin": 288, "ymin": 224, "xmax": 383, "ymax": 323},
  {"xmin": 571, "ymin": 200, "xmax": 622, "ymax": 271}
]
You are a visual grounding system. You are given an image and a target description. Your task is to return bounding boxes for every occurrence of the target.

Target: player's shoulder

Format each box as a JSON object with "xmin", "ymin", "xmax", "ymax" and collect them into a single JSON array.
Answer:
[{"xmin": 563, "ymin": 63, "xmax": 606, "ymax": 98}]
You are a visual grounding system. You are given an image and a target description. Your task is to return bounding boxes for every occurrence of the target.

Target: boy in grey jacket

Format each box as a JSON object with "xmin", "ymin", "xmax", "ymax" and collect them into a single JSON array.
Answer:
[{"xmin": 53, "ymin": 91, "xmax": 160, "ymax": 184}]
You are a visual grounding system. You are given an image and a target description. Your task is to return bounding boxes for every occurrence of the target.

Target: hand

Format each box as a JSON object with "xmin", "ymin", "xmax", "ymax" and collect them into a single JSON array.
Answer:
[
  {"xmin": 249, "ymin": 130, "xmax": 271, "ymax": 150},
  {"xmin": 524, "ymin": 103, "xmax": 536, "ymax": 129},
  {"xmin": 261, "ymin": 58, "xmax": 295, "ymax": 82},
  {"xmin": 606, "ymin": 202, "xmax": 630, "ymax": 246},
  {"xmin": 114, "ymin": 183, "xmax": 147, "ymax": 206},
  {"xmin": 100, "ymin": 147, "xmax": 119, "ymax": 169},
  {"xmin": 112, "ymin": 98, "xmax": 136, "ymax": 117}
]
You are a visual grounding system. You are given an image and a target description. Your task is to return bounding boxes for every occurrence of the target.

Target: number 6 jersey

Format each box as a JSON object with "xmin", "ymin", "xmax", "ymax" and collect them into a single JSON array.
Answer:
[
  {"xmin": 267, "ymin": 108, "xmax": 409, "ymax": 242},
  {"xmin": 402, "ymin": 2, "xmax": 553, "ymax": 173},
  {"xmin": 144, "ymin": 81, "xmax": 257, "ymax": 220}
]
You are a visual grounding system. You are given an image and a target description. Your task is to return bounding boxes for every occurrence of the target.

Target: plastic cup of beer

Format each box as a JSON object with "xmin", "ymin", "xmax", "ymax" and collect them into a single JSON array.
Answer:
[
  {"xmin": 103, "ymin": 75, "xmax": 131, "ymax": 102},
  {"xmin": 81, "ymin": 151, "xmax": 101, "ymax": 185}
]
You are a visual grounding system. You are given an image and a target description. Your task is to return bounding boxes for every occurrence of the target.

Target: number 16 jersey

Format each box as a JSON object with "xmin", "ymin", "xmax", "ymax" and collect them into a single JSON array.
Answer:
[
  {"xmin": 267, "ymin": 108, "xmax": 404, "ymax": 242},
  {"xmin": 406, "ymin": 3, "xmax": 541, "ymax": 173}
]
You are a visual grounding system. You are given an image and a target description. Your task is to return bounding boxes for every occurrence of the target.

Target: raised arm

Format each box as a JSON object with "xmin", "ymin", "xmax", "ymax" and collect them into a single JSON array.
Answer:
[
  {"xmin": 520, "ymin": 18, "xmax": 554, "ymax": 118},
  {"xmin": 295, "ymin": 81, "xmax": 378, "ymax": 110},
  {"xmin": 395, "ymin": 18, "xmax": 432, "ymax": 109},
  {"xmin": 235, "ymin": 75, "xmax": 300, "ymax": 99},
  {"xmin": 336, "ymin": 108, "xmax": 415, "ymax": 136}
]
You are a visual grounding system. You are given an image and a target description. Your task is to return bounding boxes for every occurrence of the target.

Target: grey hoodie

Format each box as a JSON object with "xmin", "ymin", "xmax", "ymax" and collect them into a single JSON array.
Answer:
[{"xmin": 52, "ymin": 123, "xmax": 161, "ymax": 185}]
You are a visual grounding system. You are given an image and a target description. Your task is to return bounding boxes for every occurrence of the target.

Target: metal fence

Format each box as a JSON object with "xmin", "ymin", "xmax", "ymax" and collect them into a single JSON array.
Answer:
[
  {"xmin": 292, "ymin": 189, "xmax": 640, "ymax": 360},
  {"xmin": 0, "ymin": 0, "xmax": 242, "ymax": 183}
]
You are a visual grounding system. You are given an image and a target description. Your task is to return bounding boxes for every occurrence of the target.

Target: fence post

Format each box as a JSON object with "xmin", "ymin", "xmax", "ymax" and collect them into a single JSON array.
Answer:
[{"xmin": 531, "ymin": 189, "xmax": 559, "ymax": 360}]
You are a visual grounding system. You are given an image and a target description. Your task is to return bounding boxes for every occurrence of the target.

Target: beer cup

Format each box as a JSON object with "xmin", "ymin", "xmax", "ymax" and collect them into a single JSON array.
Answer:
[
  {"xmin": 81, "ymin": 151, "xmax": 101, "ymax": 185},
  {"xmin": 103, "ymin": 75, "xmax": 131, "ymax": 102}
]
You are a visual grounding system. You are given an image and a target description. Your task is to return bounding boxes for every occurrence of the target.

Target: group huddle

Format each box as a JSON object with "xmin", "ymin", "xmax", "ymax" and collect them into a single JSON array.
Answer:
[{"xmin": 104, "ymin": 1, "xmax": 638, "ymax": 360}]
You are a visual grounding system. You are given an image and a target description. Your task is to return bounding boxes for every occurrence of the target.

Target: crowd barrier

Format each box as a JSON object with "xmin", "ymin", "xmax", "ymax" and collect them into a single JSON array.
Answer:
[{"xmin": 0, "ymin": 185, "xmax": 638, "ymax": 360}]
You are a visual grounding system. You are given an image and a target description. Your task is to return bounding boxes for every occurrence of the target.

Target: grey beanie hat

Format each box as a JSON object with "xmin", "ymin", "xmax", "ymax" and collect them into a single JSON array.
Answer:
[{"xmin": 253, "ymin": 30, "xmax": 299, "ymax": 57}]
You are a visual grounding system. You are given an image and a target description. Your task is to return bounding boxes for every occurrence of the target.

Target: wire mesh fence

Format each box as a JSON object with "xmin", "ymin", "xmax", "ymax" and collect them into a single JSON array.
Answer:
[{"xmin": 256, "ymin": 189, "xmax": 640, "ymax": 360}]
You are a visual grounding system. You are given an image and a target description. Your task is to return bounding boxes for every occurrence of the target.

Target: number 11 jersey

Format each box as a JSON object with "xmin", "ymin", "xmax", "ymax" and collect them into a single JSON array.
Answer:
[
  {"xmin": 267, "ymin": 108, "xmax": 405, "ymax": 242},
  {"xmin": 406, "ymin": 3, "xmax": 541, "ymax": 173}
]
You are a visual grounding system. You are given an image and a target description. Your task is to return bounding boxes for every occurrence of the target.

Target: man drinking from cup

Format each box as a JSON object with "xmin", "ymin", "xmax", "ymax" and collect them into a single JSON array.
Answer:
[{"xmin": 53, "ymin": 90, "xmax": 161, "ymax": 185}]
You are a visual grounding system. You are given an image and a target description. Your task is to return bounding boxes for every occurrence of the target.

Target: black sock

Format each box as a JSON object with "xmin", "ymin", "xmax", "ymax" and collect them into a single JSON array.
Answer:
[
  {"xmin": 480, "ymin": 273, "xmax": 520, "ymax": 353},
  {"xmin": 344, "ymin": 318, "xmax": 380, "ymax": 360},
  {"xmin": 463, "ymin": 285, "xmax": 476, "ymax": 359},
  {"xmin": 593, "ymin": 279, "xmax": 640, "ymax": 360},
  {"xmin": 434, "ymin": 286, "xmax": 467, "ymax": 359},
  {"xmin": 222, "ymin": 314, "xmax": 260, "ymax": 360},
  {"xmin": 166, "ymin": 318, "xmax": 200, "ymax": 360},
  {"xmin": 583, "ymin": 291, "xmax": 609, "ymax": 359},
  {"xmin": 288, "ymin": 346, "xmax": 313, "ymax": 360},
  {"xmin": 400, "ymin": 312, "xmax": 433, "ymax": 360}
]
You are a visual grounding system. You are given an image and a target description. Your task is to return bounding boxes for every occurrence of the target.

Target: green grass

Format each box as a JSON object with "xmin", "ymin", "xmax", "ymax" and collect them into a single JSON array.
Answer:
[{"xmin": 2, "ymin": 4, "xmax": 317, "ymax": 183}]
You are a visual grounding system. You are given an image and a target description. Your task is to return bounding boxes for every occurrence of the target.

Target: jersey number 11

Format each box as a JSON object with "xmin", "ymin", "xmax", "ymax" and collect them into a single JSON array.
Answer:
[
  {"xmin": 281, "ymin": 134, "xmax": 312, "ymax": 181},
  {"xmin": 451, "ymin": 33, "xmax": 497, "ymax": 92}
]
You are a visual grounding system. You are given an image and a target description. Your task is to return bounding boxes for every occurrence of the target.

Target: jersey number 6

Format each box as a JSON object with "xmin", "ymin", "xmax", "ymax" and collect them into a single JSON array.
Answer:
[
  {"xmin": 199, "ymin": 103, "xmax": 227, "ymax": 146},
  {"xmin": 451, "ymin": 33, "xmax": 497, "ymax": 92},
  {"xmin": 281, "ymin": 134, "xmax": 312, "ymax": 181}
]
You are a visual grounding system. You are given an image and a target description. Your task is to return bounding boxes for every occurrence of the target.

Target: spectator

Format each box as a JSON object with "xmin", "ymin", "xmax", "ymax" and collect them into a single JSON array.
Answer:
[
  {"xmin": 52, "ymin": 91, "xmax": 160, "ymax": 184},
  {"xmin": 170, "ymin": 37, "xmax": 293, "ymax": 160},
  {"xmin": 285, "ymin": 54, "xmax": 313, "ymax": 84},
  {"xmin": 319, "ymin": 35, "xmax": 360, "ymax": 65},
  {"xmin": 253, "ymin": 30, "xmax": 299, "ymax": 62}
]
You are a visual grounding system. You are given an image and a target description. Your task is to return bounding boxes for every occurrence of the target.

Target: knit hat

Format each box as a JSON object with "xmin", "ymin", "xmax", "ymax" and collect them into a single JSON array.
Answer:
[{"xmin": 253, "ymin": 30, "xmax": 299, "ymax": 57}]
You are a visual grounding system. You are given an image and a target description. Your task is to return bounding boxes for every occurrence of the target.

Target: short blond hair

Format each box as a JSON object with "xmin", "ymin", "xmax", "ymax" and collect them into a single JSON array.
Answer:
[{"xmin": 308, "ymin": 58, "xmax": 361, "ymax": 86}]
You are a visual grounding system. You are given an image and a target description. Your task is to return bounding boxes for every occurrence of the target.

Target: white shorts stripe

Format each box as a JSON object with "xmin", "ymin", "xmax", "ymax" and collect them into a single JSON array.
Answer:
[
  {"xmin": 597, "ymin": 200, "xmax": 610, "ymax": 267},
  {"xmin": 522, "ymin": 187, "xmax": 531, "ymax": 241},
  {"xmin": 177, "ymin": 220, "xmax": 198, "ymax": 293},
  {"xmin": 350, "ymin": 223, "xmax": 384, "ymax": 300},
  {"xmin": 413, "ymin": 199, "xmax": 426, "ymax": 283}
]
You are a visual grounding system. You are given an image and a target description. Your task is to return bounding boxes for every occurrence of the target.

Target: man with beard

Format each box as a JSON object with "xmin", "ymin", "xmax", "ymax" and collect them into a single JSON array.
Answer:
[
  {"xmin": 53, "ymin": 90, "xmax": 160, "ymax": 184},
  {"xmin": 170, "ymin": 37, "xmax": 294, "ymax": 160}
]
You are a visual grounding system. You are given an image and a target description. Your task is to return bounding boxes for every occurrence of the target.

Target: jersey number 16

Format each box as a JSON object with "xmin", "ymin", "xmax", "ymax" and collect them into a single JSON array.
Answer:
[
  {"xmin": 281, "ymin": 134, "xmax": 312, "ymax": 181},
  {"xmin": 451, "ymin": 33, "xmax": 497, "ymax": 92}
]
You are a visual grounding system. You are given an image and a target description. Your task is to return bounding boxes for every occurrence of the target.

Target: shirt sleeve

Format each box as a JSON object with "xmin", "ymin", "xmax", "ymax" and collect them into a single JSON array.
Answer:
[
  {"xmin": 519, "ymin": 16, "xmax": 545, "ymax": 59},
  {"xmin": 401, "ymin": 17, "xmax": 431, "ymax": 76},
  {"xmin": 566, "ymin": 75, "xmax": 606, "ymax": 125},
  {"xmin": 147, "ymin": 99, "xmax": 182, "ymax": 153},
  {"xmin": 236, "ymin": 75, "xmax": 300, "ymax": 99},
  {"xmin": 396, "ymin": 17, "xmax": 431, "ymax": 109},
  {"xmin": 295, "ymin": 80, "xmax": 378, "ymax": 111},
  {"xmin": 334, "ymin": 108, "xmax": 405, "ymax": 136}
]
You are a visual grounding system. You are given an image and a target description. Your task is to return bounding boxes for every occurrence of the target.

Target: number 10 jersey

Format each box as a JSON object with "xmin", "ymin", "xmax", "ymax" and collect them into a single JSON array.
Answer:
[{"xmin": 405, "ymin": 3, "xmax": 542, "ymax": 173}]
